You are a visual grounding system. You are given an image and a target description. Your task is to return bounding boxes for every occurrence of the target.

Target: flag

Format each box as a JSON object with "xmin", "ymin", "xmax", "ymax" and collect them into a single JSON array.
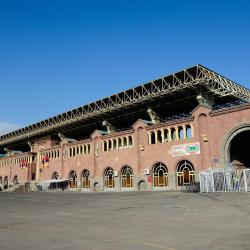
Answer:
[
  {"xmin": 20, "ymin": 159, "xmax": 28, "ymax": 170},
  {"xmin": 42, "ymin": 154, "xmax": 49, "ymax": 168}
]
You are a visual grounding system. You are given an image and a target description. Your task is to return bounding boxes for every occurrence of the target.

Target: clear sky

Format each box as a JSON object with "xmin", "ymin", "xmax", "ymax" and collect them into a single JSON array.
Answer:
[{"xmin": 0, "ymin": 0, "xmax": 250, "ymax": 135}]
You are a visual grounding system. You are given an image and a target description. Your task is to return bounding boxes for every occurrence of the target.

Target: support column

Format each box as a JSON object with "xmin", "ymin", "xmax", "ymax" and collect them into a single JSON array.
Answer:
[
  {"xmin": 183, "ymin": 125, "xmax": 187, "ymax": 139},
  {"xmin": 148, "ymin": 132, "xmax": 151, "ymax": 145},
  {"xmin": 155, "ymin": 131, "xmax": 158, "ymax": 144},
  {"xmin": 111, "ymin": 140, "xmax": 114, "ymax": 151},
  {"xmin": 191, "ymin": 124, "xmax": 194, "ymax": 138},
  {"xmin": 161, "ymin": 129, "xmax": 165, "ymax": 143},
  {"xmin": 175, "ymin": 127, "xmax": 179, "ymax": 140},
  {"xmin": 168, "ymin": 129, "xmax": 172, "ymax": 141},
  {"xmin": 36, "ymin": 151, "xmax": 40, "ymax": 181},
  {"xmin": 115, "ymin": 138, "xmax": 118, "ymax": 149}
]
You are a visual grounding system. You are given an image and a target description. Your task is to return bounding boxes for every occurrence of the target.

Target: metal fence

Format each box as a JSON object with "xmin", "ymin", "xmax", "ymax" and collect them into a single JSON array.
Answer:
[{"xmin": 199, "ymin": 168, "xmax": 250, "ymax": 193}]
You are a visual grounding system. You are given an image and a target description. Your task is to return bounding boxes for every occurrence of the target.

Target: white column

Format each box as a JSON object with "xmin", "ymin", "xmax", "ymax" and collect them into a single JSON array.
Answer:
[
  {"xmin": 161, "ymin": 129, "xmax": 164, "ymax": 143},
  {"xmin": 183, "ymin": 125, "xmax": 187, "ymax": 139},
  {"xmin": 148, "ymin": 132, "xmax": 152, "ymax": 145}
]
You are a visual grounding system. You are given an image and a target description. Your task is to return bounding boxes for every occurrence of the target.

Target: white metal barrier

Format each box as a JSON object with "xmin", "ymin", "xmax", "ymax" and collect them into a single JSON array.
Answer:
[{"xmin": 199, "ymin": 168, "xmax": 250, "ymax": 193}]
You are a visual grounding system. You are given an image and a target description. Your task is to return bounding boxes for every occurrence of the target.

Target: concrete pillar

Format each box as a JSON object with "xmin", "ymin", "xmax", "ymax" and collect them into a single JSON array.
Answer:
[
  {"xmin": 148, "ymin": 132, "xmax": 151, "ymax": 144},
  {"xmin": 183, "ymin": 125, "xmax": 187, "ymax": 139},
  {"xmin": 168, "ymin": 129, "xmax": 172, "ymax": 141},
  {"xmin": 161, "ymin": 129, "xmax": 164, "ymax": 143},
  {"xmin": 35, "ymin": 151, "xmax": 40, "ymax": 181},
  {"xmin": 115, "ymin": 138, "xmax": 118, "ymax": 150},
  {"xmin": 154, "ymin": 131, "xmax": 158, "ymax": 144},
  {"xmin": 175, "ymin": 127, "xmax": 179, "ymax": 140},
  {"xmin": 111, "ymin": 140, "xmax": 114, "ymax": 151},
  {"xmin": 190, "ymin": 124, "xmax": 194, "ymax": 137}
]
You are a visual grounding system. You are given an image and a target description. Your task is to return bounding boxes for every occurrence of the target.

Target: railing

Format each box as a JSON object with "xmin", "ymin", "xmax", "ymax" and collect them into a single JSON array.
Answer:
[{"xmin": 199, "ymin": 168, "xmax": 250, "ymax": 192}]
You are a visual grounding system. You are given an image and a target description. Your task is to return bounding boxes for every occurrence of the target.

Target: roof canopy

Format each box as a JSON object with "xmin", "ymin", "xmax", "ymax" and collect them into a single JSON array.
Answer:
[{"xmin": 1, "ymin": 64, "xmax": 249, "ymax": 150}]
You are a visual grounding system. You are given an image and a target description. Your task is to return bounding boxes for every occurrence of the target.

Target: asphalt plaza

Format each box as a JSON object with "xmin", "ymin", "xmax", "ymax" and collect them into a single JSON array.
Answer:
[{"xmin": 0, "ymin": 191, "xmax": 250, "ymax": 250}]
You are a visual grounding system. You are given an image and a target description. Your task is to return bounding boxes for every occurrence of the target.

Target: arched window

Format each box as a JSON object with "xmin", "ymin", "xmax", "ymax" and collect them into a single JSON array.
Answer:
[
  {"xmin": 164, "ymin": 129, "xmax": 169, "ymax": 142},
  {"xmin": 13, "ymin": 175, "xmax": 18, "ymax": 185},
  {"xmin": 118, "ymin": 138, "xmax": 122, "ymax": 148},
  {"xmin": 150, "ymin": 131, "xmax": 156, "ymax": 144},
  {"xmin": 79, "ymin": 146, "xmax": 83, "ymax": 154},
  {"xmin": 103, "ymin": 141, "xmax": 107, "ymax": 152},
  {"xmin": 178, "ymin": 126, "xmax": 184, "ymax": 140},
  {"xmin": 128, "ymin": 136, "xmax": 133, "ymax": 147},
  {"xmin": 171, "ymin": 128, "xmax": 176, "ymax": 140},
  {"xmin": 104, "ymin": 167, "xmax": 115, "ymax": 188},
  {"xmin": 0, "ymin": 176, "xmax": 2, "ymax": 186},
  {"xmin": 152, "ymin": 162, "xmax": 168, "ymax": 188},
  {"xmin": 123, "ymin": 137, "xmax": 128, "ymax": 148},
  {"xmin": 69, "ymin": 170, "xmax": 77, "ymax": 188},
  {"xmin": 108, "ymin": 140, "xmax": 112, "ymax": 151},
  {"xmin": 69, "ymin": 148, "xmax": 72, "ymax": 157},
  {"xmin": 157, "ymin": 130, "xmax": 162, "ymax": 143},
  {"xmin": 121, "ymin": 166, "xmax": 133, "ymax": 188},
  {"xmin": 186, "ymin": 125, "xmax": 192, "ymax": 139},
  {"xmin": 176, "ymin": 160, "xmax": 195, "ymax": 186},
  {"xmin": 82, "ymin": 169, "xmax": 90, "ymax": 188},
  {"xmin": 52, "ymin": 172, "xmax": 59, "ymax": 180},
  {"xmin": 113, "ymin": 139, "xmax": 117, "ymax": 150}
]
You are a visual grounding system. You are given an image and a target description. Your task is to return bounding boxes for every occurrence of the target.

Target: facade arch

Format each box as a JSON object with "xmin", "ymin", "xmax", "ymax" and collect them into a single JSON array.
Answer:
[
  {"xmin": 120, "ymin": 165, "xmax": 134, "ymax": 188},
  {"xmin": 152, "ymin": 162, "xmax": 168, "ymax": 188},
  {"xmin": 81, "ymin": 169, "xmax": 90, "ymax": 188},
  {"xmin": 222, "ymin": 123, "xmax": 250, "ymax": 169},
  {"xmin": 69, "ymin": 170, "xmax": 77, "ymax": 188},
  {"xmin": 186, "ymin": 124, "xmax": 192, "ymax": 138},
  {"xmin": 138, "ymin": 180, "xmax": 146, "ymax": 191},
  {"xmin": 104, "ymin": 167, "xmax": 115, "ymax": 188},
  {"xmin": 176, "ymin": 160, "xmax": 195, "ymax": 186}
]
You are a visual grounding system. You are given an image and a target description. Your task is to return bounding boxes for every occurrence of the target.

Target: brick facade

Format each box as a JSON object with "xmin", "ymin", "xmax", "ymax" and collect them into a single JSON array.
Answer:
[{"xmin": 1, "ymin": 103, "xmax": 250, "ymax": 191}]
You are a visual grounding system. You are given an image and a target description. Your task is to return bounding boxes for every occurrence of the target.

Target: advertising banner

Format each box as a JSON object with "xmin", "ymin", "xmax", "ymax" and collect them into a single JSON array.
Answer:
[{"xmin": 172, "ymin": 142, "xmax": 200, "ymax": 157}]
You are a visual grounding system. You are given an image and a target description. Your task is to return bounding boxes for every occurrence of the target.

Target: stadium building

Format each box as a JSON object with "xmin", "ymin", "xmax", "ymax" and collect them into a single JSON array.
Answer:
[{"xmin": 0, "ymin": 64, "xmax": 250, "ymax": 192}]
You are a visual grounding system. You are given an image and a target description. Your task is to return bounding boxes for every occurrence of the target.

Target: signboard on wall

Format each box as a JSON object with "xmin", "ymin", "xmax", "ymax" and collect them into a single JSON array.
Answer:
[{"xmin": 172, "ymin": 142, "xmax": 200, "ymax": 157}]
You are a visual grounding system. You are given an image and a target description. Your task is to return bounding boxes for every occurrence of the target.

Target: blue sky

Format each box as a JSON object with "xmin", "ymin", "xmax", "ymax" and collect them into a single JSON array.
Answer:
[{"xmin": 0, "ymin": 0, "xmax": 250, "ymax": 135}]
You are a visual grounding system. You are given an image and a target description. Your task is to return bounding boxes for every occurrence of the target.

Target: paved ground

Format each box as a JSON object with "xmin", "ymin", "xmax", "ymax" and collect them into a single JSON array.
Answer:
[{"xmin": 0, "ymin": 191, "xmax": 250, "ymax": 250}]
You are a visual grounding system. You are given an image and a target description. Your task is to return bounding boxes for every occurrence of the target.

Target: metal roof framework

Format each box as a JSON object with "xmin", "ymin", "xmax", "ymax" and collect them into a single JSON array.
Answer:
[{"xmin": 0, "ymin": 64, "xmax": 249, "ymax": 147}]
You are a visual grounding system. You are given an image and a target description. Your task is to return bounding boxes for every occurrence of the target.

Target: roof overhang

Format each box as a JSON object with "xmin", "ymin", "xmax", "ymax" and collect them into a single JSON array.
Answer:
[{"xmin": 0, "ymin": 64, "xmax": 249, "ymax": 149}]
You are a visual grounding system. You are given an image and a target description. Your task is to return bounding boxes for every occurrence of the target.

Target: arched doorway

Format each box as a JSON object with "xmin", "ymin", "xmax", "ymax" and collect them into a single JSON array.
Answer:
[
  {"xmin": 104, "ymin": 167, "xmax": 115, "ymax": 188},
  {"xmin": 82, "ymin": 169, "xmax": 90, "ymax": 188},
  {"xmin": 13, "ymin": 175, "xmax": 19, "ymax": 185},
  {"xmin": 4, "ymin": 176, "xmax": 8, "ymax": 189},
  {"xmin": 176, "ymin": 160, "xmax": 195, "ymax": 186},
  {"xmin": 121, "ymin": 165, "xmax": 133, "ymax": 188},
  {"xmin": 138, "ymin": 180, "xmax": 146, "ymax": 191},
  {"xmin": 69, "ymin": 170, "xmax": 77, "ymax": 188},
  {"xmin": 229, "ymin": 130, "xmax": 250, "ymax": 169},
  {"xmin": 152, "ymin": 162, "xmax": 168, "ymax": 188},
  {"xmin": 52, "ymin": 172, "xmax": 59, "ymax": 179}
]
